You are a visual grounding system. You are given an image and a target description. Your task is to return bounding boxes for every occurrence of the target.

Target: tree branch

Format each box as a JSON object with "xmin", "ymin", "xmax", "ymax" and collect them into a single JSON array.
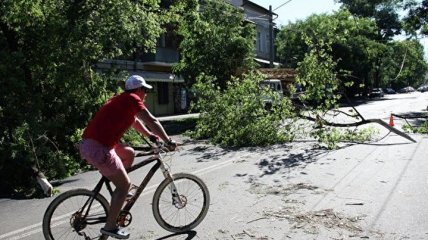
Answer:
[{"xmin": 298, "ymin": 113, "xmax": 416, "ymax": 143}]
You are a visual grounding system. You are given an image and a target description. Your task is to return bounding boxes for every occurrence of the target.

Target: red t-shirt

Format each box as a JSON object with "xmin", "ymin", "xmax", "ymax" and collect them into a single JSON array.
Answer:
[{"xmin": 82, "ymin": 92, "xmax": 145, "ymax": 148}]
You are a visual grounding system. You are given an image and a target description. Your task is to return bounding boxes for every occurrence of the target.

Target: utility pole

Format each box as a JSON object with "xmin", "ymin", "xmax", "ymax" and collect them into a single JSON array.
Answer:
[{"xmin": 269, "ymin": 5, "xmax": 274, "ymax": 68}]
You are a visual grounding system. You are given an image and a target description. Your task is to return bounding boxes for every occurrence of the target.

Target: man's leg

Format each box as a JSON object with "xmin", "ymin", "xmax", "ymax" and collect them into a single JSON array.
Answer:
[
  {"xmin": 101, "ymin": 148, "xmax": 131, "ymax": 234},
  {"xmin": 79, "ymin": 140, "xmax": 131, "ymax": 238},
  {"xmin": 114, "ymin": 144, "xmax": 135, "ymax": 169},
  {"xmin": 104, "ymin": 168, "xmax": 130, "ymax": 230}
]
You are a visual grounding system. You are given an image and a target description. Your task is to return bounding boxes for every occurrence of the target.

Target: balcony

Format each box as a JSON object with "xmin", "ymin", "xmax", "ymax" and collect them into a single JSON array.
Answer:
[{"xmin": 140, "ymin": 47, "xmax": 179, "ymax": 64}]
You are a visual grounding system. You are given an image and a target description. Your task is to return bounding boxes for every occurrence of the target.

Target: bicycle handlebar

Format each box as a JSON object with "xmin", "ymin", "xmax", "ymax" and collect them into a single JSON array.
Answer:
[{"xmin": 133, "ymin": 138, "xmax": 177, "ymax": 158}]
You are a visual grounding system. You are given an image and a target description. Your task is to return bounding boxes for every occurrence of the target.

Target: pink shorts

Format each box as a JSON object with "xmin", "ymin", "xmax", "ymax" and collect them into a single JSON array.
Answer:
[{"xmin": 79, "ymin": 139, "xmax": 125, "ymax": 177}]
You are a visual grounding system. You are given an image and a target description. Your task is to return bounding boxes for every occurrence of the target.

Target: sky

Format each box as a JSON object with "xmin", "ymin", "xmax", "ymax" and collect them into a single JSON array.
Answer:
[{"xmin": 251, "ymin": 0, "xmax": 341, "ymax": 27}]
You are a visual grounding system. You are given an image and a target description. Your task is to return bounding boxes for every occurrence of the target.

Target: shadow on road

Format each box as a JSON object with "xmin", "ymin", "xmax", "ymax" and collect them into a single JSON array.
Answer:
[
  {"xmin": 185, "ymin": 143, "xmax": 293, "ymax": 163},
  {"xmin": 184, "ymin": 144, "xmax": 235, "ymax": 163},
  {"xmin": 393, "ymin": 111, "xmax": 428, "ymax": 128},
  {"xmin": 255, "ymin": 145, "xmax": 327, "ymax": 177},
  {"xmin": 51, "ymin": 178, "xmax": 80, "ymax": 187},
  {"xmin": 155, "ymin": 230, "xmax": 197, "ymax": 240},
  {"xmin": 339, "ymin": 95, "xmax": 419, "ymax": 107}
]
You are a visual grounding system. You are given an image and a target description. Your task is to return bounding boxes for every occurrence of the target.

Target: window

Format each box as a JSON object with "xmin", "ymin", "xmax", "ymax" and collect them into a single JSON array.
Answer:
[
  {"xmin": 157, "ymin": 82, "xmax": 169, "ymax": 104},
  {"xmin": 157, "ymin": 34, "xmax": 166, "ymax": 47},
  {"xmin": 157, "ymin": 29, "xmax": 178, "ymax": 49},
  {"xmin": 265, "ymin": 34, "xmax": 269, "ymax": 53},
  {"xmin": 257, "ymin": 32, "xmax": 261, "ymax": 52}
]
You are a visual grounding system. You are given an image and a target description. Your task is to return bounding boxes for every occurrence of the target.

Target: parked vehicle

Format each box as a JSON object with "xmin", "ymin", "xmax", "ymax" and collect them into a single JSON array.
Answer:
[
  {"xmin": 369, "ymin": 88, "xmax": 384, "ymax": 98},
  {"xmin": 259, "ymin": 79, "xmax": 284, "ymax": 110},
  {"xmin": 260, "ymin": 79, "xmax": 283, "ymax": 95},
  {"xmin": 383, "ymin": 87, "xmax": 396, "ymax": 94},
  {"xmin": 417, "ymin": 84, "xmax": 428, "ymax": 92},
  {"xmin": 397, "ymin": 86, "xmax": 416, "ymax": 93}
]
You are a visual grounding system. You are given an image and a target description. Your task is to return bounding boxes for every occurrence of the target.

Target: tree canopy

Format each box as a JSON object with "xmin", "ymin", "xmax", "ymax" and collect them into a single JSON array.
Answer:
[
  {"xmin": 173, "ymin": 0, "xmax": 256, "ymax": 89},
  {"xmin": 337, "ymin": 0, "xmax": 402, "ymax": 40},
  {"xmin": 276, "ymin": 9, "xmax": 427, "ymax": 97},
  {"xmin": 0, "ymin": 0, "xmax": 166, "ymax": 195},
  {"xmin": 403, "ymin": 0, "xmax": 428, "ymax": 35}
]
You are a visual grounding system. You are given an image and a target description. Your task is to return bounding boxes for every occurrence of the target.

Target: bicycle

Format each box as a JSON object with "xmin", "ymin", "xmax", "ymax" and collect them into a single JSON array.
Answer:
[{"xmin": 42, "ymin": 140, "xmax": 210, "ymax": 240}]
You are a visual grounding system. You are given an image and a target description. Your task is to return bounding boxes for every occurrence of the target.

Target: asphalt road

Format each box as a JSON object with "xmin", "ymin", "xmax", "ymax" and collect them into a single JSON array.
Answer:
[{"xmin": 1, "ymin": 92, "xmax": 428, "ymax": 240}]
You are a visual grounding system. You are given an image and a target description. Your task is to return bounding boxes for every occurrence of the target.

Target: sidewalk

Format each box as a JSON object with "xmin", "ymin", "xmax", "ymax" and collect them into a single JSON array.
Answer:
[
  {"xmin": 158, "ymin": 113, "xmax": 199, "ymax": 122},
  {"xmin": 157, "ymin": 113, "xmax": 199, "ymax": 135}
]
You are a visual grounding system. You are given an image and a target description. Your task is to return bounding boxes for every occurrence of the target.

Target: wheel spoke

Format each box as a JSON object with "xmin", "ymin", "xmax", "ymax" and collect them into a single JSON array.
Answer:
[
  {"xmin": 43, "ymin": 190, "xmax": 108, "ymax": 240},
  {"xmin": 153, "ymin": 174, "xmax": 210, "ymax": 232}
]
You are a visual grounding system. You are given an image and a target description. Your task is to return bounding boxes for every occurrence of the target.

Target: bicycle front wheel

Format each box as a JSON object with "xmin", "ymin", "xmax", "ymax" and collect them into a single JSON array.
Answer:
[
  {"xmin": 42, "ymin": 189, "xmax": 109, "ymax": 240},
  {"xmin": 152, "ymin": 173, "xmax": 210, "ymax": 232}
]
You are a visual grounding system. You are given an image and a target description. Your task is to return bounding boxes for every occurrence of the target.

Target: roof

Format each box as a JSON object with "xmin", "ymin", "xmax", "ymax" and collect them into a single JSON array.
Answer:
[{"xmin": 242, "ymin": 0, "xmax": 278, "ymax": 16}]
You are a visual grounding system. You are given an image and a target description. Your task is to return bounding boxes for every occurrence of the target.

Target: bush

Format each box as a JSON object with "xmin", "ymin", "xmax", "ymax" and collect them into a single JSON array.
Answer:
[{"xmin": 189, "ymin": 73, "xmax": 296, "ymax": 147}]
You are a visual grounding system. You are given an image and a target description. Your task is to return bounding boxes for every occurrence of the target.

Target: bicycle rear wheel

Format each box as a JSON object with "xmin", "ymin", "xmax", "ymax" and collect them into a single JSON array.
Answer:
[
  {"xmin": 42, "ymin": 189, "xmax": 109, "ymax": 240},
  {"xmin": 152, "ymin": 173, "xmax": 210, "ymax": 232}
]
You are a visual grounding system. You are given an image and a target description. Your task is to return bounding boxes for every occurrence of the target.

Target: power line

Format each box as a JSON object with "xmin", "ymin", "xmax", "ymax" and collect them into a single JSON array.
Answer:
[
  {"xmin": 273, "ymin": 0, "xmax": 294, "ymax": 11},
  {"xmin": 247, "ymin": 0, "xmax": 293, "ymax": 21}
]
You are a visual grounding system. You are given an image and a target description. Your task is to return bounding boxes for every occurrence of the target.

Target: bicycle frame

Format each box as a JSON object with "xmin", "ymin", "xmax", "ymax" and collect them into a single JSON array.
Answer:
[
  {"xmin": 43, "ymin": 141, "xmax": 209, "ymax": 240},
  {"xmin": 122, "ymin": 154, "xmax": 164, "ymax": 211},
  {"xmin": 79, "ymin": 147, "xmax": 183, "ymax": 225}
]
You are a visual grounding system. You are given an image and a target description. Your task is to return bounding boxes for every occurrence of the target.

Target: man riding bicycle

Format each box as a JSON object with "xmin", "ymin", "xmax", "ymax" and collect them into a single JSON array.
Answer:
[{"xmin": 79, "ymin": 75, "xmax": 177, "ymax": 239}]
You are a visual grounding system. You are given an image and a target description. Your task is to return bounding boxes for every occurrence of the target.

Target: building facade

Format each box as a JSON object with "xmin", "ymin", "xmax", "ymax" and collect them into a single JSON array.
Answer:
[
  {"xmin": 227, "ymin": 0, "xmax": 279, "ymax": 67},
  {"xmin": 96, "ymin": 0, "xmax": 279, "ymax": 116}
]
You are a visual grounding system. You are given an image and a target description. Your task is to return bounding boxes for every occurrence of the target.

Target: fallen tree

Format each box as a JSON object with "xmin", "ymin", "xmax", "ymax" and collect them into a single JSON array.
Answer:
[{"xmin": 294, "ymin": 94, "xmax": 416, "ymax": 143}]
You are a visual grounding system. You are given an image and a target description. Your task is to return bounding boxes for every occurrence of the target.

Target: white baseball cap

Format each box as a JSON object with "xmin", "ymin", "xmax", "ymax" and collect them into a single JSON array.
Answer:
[{"xmin": 125, "ymin": 75, "xmax": 153, "ymax": 90}]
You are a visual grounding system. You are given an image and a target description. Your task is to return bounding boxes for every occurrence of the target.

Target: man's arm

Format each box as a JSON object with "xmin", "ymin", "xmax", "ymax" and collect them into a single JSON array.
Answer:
[
  {"xmin": 132, "ymin": 118, "xmax": 153, "ymax": 136},
  {"xmin": 135, "ymin": 108, "xmax": 172, "ymax": 143}
]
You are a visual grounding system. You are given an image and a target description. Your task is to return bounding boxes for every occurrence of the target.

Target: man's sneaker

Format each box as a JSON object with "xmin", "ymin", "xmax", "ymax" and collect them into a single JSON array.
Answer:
[
  {"xmin": 126, "ymin": 192, "xmax": 134, "ymax": 199},
  {"xmin": 126, "ymin": 184, "xmax": 138, "ymax": 200},
  {"xmin": 100, "ymin": 228, "xmax": 130, "ymax": 239}
]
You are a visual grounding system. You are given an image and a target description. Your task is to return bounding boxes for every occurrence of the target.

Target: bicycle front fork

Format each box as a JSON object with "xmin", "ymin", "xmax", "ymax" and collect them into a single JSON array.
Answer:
[{"xmin": 159, "ymin": 163, "xmax": 185, "ymax": 208}]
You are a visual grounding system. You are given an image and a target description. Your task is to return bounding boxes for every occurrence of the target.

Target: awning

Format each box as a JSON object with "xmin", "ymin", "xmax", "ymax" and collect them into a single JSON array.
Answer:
[
  {"xmin": 128, "ymin": 71, "xmax": 184, "ymax": 83},
  {"xmin": 255, "ymin": 58, "xmax": 280, "ymax": 67}
]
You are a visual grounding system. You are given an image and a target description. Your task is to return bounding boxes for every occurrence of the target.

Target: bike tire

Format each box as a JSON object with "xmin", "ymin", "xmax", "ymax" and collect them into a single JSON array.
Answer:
[
  {"xmin": 152, "ymin": 173, "xmax": 210, "ymax": 232},
  {"xmin": 42, "ymin": 189, "xmax": 109, "ymax": 240}
]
